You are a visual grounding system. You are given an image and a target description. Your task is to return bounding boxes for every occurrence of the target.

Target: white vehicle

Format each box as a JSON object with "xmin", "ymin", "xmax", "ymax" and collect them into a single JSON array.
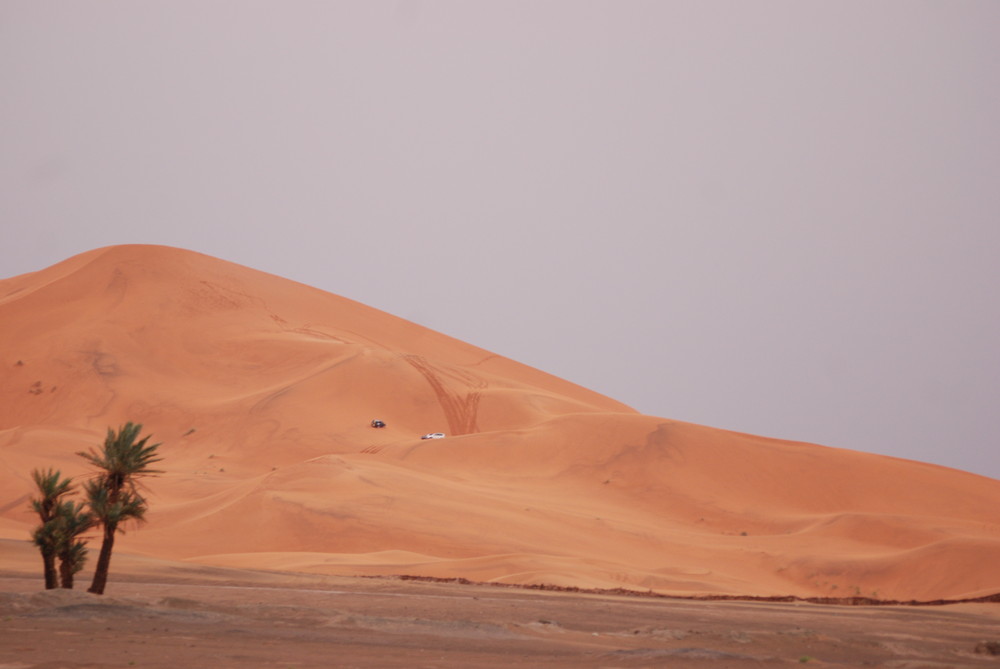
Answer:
[{"xmin": 420, "ymin": 433, "xmax": 446, "ymax": 440}]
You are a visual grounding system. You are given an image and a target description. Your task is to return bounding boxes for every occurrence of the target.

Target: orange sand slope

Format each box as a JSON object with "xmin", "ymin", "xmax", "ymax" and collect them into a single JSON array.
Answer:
[{"xmin": 2, "ymin": 244, "xmax": 998, "ymax": 601}]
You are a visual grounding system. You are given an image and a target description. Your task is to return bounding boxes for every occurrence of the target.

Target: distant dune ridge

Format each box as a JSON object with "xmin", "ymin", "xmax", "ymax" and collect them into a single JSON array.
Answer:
[{"xmin": 2, "ymin": 244, "xmax": 998, "ymax": 601}]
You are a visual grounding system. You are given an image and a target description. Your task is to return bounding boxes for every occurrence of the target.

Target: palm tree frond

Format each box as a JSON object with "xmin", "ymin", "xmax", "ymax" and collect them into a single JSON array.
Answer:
[{"xmin": 29, "ymin": 468, "xmax": 75, "ymax": 524}]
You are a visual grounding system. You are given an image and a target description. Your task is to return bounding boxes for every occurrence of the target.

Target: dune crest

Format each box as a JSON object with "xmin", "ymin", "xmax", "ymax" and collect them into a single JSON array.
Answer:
[{"xmin": 2, "ymin": 244, "xmax": 998, "ymax": 600}]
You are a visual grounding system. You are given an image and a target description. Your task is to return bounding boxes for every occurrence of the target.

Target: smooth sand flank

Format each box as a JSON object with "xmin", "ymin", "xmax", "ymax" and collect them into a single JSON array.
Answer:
[{"xmin": 1, "ymin": 244, "xmax": 998, "ymax": 601}]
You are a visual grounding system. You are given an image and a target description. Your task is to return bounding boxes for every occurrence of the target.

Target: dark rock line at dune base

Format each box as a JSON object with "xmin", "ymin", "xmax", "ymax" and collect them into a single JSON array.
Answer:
[{"xmin": 377, "ymin": 574, "xmax": 1000, "ymax": 607}]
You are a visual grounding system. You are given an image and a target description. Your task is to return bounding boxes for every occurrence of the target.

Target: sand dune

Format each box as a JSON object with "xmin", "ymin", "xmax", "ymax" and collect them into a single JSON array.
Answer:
[{"xmin": 2, "ymin": 244, "xmax": 998, "ymax": 600}]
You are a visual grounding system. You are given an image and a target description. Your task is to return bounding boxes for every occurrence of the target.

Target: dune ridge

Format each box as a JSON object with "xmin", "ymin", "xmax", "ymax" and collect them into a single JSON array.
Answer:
[{"xmin": 2, "ymin": 244, "xmax": 998, "ymax": 600}]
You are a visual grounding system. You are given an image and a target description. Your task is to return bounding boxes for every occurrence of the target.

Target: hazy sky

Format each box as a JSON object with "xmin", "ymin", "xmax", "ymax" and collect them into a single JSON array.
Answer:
[{"xmin": 3, "ymin": 2, "xmax": 998, "ymax": 479}]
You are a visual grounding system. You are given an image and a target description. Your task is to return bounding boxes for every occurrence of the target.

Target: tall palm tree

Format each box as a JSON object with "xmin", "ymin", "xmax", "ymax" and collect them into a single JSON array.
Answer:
[
  {"xmin": 54, "ymin": 500, "xmax": 94, "ymax": 589},
  {"xmin": 78, "ymin": 423, "xmax": 163, "ymax": 595},
  {"xmin": 29, "ymin": 469, "xmax": 74, "ymax": 589}
]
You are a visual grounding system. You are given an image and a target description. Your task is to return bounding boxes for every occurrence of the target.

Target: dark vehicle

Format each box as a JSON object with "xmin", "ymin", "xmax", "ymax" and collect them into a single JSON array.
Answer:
[{"xmin": 371, "ymin": 420, "xmax": 386, "ymax": 428}]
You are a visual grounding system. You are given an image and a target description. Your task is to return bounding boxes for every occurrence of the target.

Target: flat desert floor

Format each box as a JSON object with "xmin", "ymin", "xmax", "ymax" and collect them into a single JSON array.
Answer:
[{"xmin": 2, "ymin": 551, "xmax": 998, "ymax": 668}]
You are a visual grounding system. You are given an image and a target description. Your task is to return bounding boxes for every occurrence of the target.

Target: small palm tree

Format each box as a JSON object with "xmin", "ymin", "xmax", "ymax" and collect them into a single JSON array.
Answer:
[
  {"xmin": 78, "ymin": 423, "xmax": 163, "ymax": 595},
  {"xmin": 31, "ymin": 521, "xmax": 60, "ymax": 590},
  {"xmin": 54, "ymin": 500, "xmax": 94, "ymax": 589},
  {"xmin": 29, "ymin": 469, "xmax": 75, "ymax": 589}
]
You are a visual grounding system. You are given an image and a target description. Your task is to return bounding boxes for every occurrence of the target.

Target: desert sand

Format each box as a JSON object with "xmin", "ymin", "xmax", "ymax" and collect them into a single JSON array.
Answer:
[{"xmin": 2, "ymin": 244, "xmax": 999, "ymax": 609}]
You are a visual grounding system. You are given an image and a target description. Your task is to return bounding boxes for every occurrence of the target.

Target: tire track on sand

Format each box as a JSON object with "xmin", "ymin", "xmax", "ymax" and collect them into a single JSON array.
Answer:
[{"xmin": 402, "ymin": 355, "xmax": 484, "ymax": 436}]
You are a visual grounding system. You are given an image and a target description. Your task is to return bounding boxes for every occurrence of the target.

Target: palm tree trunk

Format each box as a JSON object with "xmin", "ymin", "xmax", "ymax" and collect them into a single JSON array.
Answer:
[
  {"xmin": 42, "ymin": 551, "xmax": 58, "ymax": 590},
  {"xmin": 58, "ymin": 555, "xmax": 74, "ymax": 589},
  {"xmin": 88, "ymin": 523, "xmax": 116, "ymax": 595}
]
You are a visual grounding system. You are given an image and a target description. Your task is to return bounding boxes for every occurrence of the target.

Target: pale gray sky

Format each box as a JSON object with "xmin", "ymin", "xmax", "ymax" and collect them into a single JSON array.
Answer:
[{"xmin": 3, "ymin": 1, "xmax": 998, "ymax": 479}]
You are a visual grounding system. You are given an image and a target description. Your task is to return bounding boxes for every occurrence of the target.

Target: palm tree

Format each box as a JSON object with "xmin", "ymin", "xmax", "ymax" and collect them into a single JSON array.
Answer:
[
  {"xmin": 54, "ymin": 500, "xmax": 94, "ymax": 589},
  {"xmin": 31, "ymin": 521, "xmax": 60, "ymax": 590},
  {"xmin": 29, "ymin": 469, "xmax": 74, "ymax": 589},
  {"xmin": 78, "ymin": 423, "xmax": 163, "ymax": 595}
]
